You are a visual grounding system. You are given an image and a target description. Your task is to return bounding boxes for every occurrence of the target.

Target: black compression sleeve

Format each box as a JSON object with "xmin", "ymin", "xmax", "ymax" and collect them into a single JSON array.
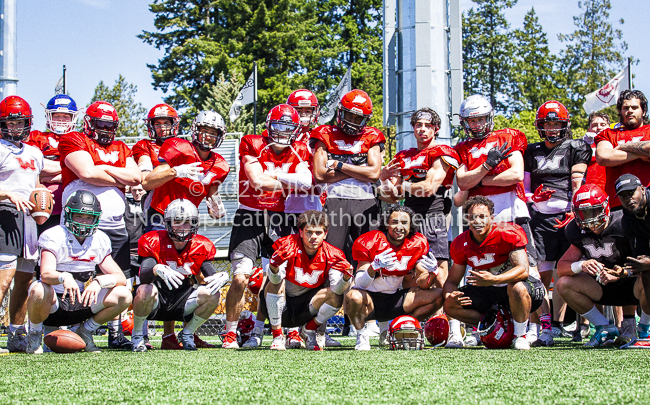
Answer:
[
  {"xmin": 200, "ymin": 261, "xmax": 217, "ymax": 277},
  {"xmin": 139, "ymin": 257, "xmax": 158, "ymax": 284}
]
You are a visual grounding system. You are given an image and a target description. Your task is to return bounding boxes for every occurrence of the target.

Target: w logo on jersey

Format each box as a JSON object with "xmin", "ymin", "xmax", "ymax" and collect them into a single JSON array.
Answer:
[
  {"xmin": 534, "ymin": 155, "xmax": 564, "ymax": 171},
  {"xmin": 617, "ymin": 136, "xmax": 644, "ymax": 146},
  {"xmin": 15, "ymin": 157, "xmax": 36, "ymax": 171},
  {"xmin": 197, "ymin": 171, "xmax": 216, "ymax": 185},
  {"xmin": 469, "ymin": 142, "xmax": 497, "ymax": 159},
  {"xmin": 165, "ymin": 261, "xmax": 194, "ymax": 275},
  {"xmin": 96, "ymin": 149, "xmax": 119, "ymax": 163},
  {"xmin": 387, "ymin": 256, "xmax": 412, "ymax": 272},
  {"xmin": 48, "ymin": 137, "xmax": 59, "ymax": 148},
  {"xmin": 293, "ymin": 267, "xmax": 323, "ymax": 286},
  {"xmin": 402, "ymin": 155, "xmax": 426, "ymax": 170},
  {"xmin": 468, "ymin": 253, "xmax": 496, "ymax": 267},
  {"xmin": 584, "ymin": 242, "xmax": 615, "ymax": 259},
  {"xmin": 333, "ymin": 140, "xmax": 364, "ymax": 154},
  {"xmin": 263, "ymin": 162, "xmax": 292, "ymax": 175}
]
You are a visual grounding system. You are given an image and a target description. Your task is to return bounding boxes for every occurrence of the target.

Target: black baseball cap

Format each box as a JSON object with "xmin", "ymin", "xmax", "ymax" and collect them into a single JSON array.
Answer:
[{"xmin": 615, "ymin": 174, "xmax": 643, "ymax": 195}]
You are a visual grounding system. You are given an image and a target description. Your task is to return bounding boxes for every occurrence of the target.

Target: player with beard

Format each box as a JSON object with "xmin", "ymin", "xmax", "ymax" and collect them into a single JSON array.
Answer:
[
  {"xmin": 443, "ymin": 196, "xmax": 545, "ymax": 350},
  {"xmin": 345, "ymin": 206, "xmax": 443, "ymax": 351},
  {"xmin": 523, "ymin": 101, "xmax": 591, "ymax": 346},
  {"xmin": 556, "ymin": 183, "xmax": 646, "ymax": 347}
]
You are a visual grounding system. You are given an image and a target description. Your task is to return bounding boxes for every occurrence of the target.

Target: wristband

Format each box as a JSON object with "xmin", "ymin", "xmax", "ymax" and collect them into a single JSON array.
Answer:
[
  {"xmin": 95, "ymin": 274, "xmax": 117, "ymax": 289},
  {"xmin": 571, "ymin": 261, "xmax": 584, "ymax": 274},
  {"xmin": 336, "ymin": 161, "xmax": 343, "ymax": 171},
  {"xmin": 482, "ymin": 162, "xmax": 492, "ymax": 171},
  {"xmin": 58, "ymin": 272, "xmax": 73, "ymax": 284}
]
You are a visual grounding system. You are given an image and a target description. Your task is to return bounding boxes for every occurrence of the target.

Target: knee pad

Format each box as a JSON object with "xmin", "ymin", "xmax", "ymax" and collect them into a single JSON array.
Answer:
[
  {"xmin": 0, "ymin": 254, "xmax": 17, "ymax": 271},
  {"xmin": 230, "ymin": 253, "xmax": 255, "ymax": 276}
]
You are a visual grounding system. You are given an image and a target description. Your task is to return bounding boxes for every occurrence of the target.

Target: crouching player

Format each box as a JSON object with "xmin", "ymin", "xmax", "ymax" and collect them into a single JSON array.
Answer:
[
  {"xmin": 259, "ymin": 210, "xmax": 353, "ymax": 351},
  {"xmin": 443, "ymin": 196, "xmax": 545, "ymax": 350},
  {"xmin": 345, "ymin": 206, "xmax": 443, "ymax": 351},
  {"xmin": 25, "ymin": 190, "xmax": 132, "ymax": 353},
  {"xmin": 132, "ymin": 199, "xmax": 229, "ymax": 351}
]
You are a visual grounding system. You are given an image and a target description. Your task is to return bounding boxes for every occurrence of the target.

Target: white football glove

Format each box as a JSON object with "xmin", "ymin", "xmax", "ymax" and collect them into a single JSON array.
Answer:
[
  {"xmin": 153, "ymin": 264, "xmax": 184, "ymax": 290},
  {"xmin": 371, "ymin": 248, "xmax": 398, "ymax": 271},
  {"xmin": 174, "ymin": 162, "xmax": 203, "ymax": 179},
  {"xmin": 418, "ymin": 252, "xmax": 439, "ymax": 275},
  {"xmin": 206, "ymin": 194, "xmax": 226, "ymax": 219},
  {"xmin": 204, "ymin": 272, "xmax": 230, "ymax": 295}
]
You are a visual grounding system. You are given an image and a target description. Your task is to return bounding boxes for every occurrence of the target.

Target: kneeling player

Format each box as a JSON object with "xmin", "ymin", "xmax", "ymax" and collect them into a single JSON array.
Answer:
[
  {"xmin": 132, "ymin": 199, "xmax": 229, "ymax": 351},
  {"xmin": 345, "ymin": 206, "xmax": 443, "ymax": 351},
  {"xmin": 556, "ymin": 184, "xmax": 647, "ymax": 347},
  {"xmin": 443, "ymin": 196, "xmax": 545, "ymax": 350},
  {"xmin": 258, "ymin": 210, "xmax": 352, "ymax": 351},
  {"xmin": 25, "ymin": 190, "xmax": 132, "ymax": 353}
]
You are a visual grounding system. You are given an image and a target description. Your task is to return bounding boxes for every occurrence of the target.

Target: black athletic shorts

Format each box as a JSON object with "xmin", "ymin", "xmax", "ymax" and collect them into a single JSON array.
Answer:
[
  {"xmin": 144, "ymin": 279, "xmax": 196, "ymax": 322},
  {"xmin": 324, "ymin": 198, "xmax": 380, "ymax": 259},
  {"xmin": 530, "ymin": 211, "xmax": 571, "ymax": 263},
  {"xmin": 44, "ymin": 293, "xmax": 95, "ymax": 327},
  {"xmin": 595, "ymin": 275, "xmax": 639, "ymax": 306},
  {"xmin": 99, "ymin": 226, "xmax": 131, "ymax": 278},
  {"xmin": 0, "ymin": 201, "xmax": 23, "ymax": 257},
  {"xmin": 459, "ymin": 277, "xmax": 545, "ymax": 315},
  {"xmin": 366, "ymin": 288, "xmax": 410, "ymax": 322},
  {"xmin": 228, "ymin": 209, "xmax": 295, "ymax": 261},
  {"xmin": 412, "ymin": 213, "xmax": 449, "ymax": 261},
  {"xmin": 258, "ymin": 284, "xmax": 321, "ymax": 328}
]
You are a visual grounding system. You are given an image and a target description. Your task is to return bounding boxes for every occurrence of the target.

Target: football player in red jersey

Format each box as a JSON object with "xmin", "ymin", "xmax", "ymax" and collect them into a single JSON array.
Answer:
[
  {"xmin": 344, "ymin": 206, "xmax": 443, "ymax": 351},
  {"xmin": 58, "ymin": 100, "xmax": 142, "ymax": 350},
  {"xmin": 258, "ymin": 210, "xmax": 352, "ymax": 350},
  {"xmin": 595, "ymin": 90, "xmax": 650, "ymax": 208},
  {"xmin": 311, "ymin": 89, "xmax": 385, "ymax": 258},
  {"xmin": 224, "ymin": 104, "xmax": 312, "ymax": 349},
  {"xmin": 287, "ymin": 89, "xmax": 319, "ymax": 143},
  {"xmin": 444, "ymin": 196, "xmax": 545, "ymax": 350},
  {"xmin": 25, "ymin": 190, "xmax": 132, "ymax": 353},
  {"xmin": 131, "ymin": 199, "xmax": 229, "ymax": 351},
  {"xmin": 0, "ymin": 96, "xmax": 59, "ymax": 353}
]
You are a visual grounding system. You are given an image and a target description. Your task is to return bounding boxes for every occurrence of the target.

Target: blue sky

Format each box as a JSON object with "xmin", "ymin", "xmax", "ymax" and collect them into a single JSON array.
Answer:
[{"xmin": 17, "ymin": 0, "xmax": 649, "ymax": 130}]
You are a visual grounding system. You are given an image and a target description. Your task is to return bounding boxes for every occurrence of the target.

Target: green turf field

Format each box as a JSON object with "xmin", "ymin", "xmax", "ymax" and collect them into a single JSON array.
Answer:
[{"xmin": 2, "ymin": 335, "xmax": 649, "ymax": 405}]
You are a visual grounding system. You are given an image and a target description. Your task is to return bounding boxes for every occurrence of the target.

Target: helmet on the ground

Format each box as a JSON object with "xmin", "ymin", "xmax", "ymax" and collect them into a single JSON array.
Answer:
[
  {"xmin": 424, "ymin": 313, "xmax": 450, "ymax": 347},
  {"xmin": 478, "ymin": 306, "xmax": 514, "ymax": 349},
  {"xmin": 388, "ymin": 315, "xmax": 425, "ymax": 350}
]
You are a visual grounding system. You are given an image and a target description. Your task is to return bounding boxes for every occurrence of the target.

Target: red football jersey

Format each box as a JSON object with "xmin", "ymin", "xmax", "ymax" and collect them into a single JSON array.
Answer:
[
  {"xmin": 394, "ymin": 144, "xmax": 460, "ymax": 188},
  {"xmin": 310, "ymin": 124, "xmax": 385, "ymax": 157},
  {"xmin": 455, "ymin": 128, "xmax": 527, "ymax": 200},
  {"xmin": 585, "ymin": 141, "xmax": 606, "ymax": 193},
  {"xmin": 26, "ymin": 130, "xmax": 64, "ymax": 214},
  {"xmin": 594, "ymin": 125, "xmax": 650, "ymax": 208},
  {"xmin": 132, "ymin": 139, "xmax": 163, "ymax": 168},
  {"xmin": 450, "ymin": 222, "xmax": 527, "ymax": 275},
  {"xmin": 272, "ymin": 234, "xmax": 351, "ymax": 289},
  {"xmin": 352, "ymin": 230, "xmax": 429, "ymax": 277},
  {"xmin": 138, "ymin": 230, "xmax": 216, "ymax": 277},
  {"xmin": 150, "ymin": 137, "xmax": 230, "ymax": 214},
  {"xmin": 58, "ymin": 131, "xmax": 133, "ymax": 189},
  {"xmin": 238, "ymin": 134, "xmax": 310, "ymax": 212}
]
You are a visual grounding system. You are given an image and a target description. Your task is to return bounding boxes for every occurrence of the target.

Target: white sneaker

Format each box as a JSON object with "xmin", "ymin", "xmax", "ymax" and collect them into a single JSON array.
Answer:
[
  {"xmin": 7, "ymin": 326, "xmax": 28, "ymax": 353},
  {"xmin": 551, "ymin": 325, "xmax": 571, "ymax": 338},
  {"xmin": 25, "ymin": 330, "xmax": 43, "ymax": 354},
  {"xmin": 532, "ymin": 329, "xmax": 554, "ymax": 347},
  {"xmin": 378, "ymin": 330, "xmax": 389, "ymax": 347},
  {"xmin": 355, "ymin": 332, "xmax": 371, "ymax": 351},
  {"xmin": 445, "ymin": 336, "xmax": 464, "ymax": 348},
  {"xmin": 526, "ymin": 323, "xmax": 539, "ymax": 344},
  {"xmin": 132, "ymin": 334, "xmax": 147, "ymax": 352},
  {"xmin": 242, "ymin": 327, "xmax": 263, "ymax": 349},
  {"xmin": 512, "ymin": 336, "xmax": 530, "ymax": 350},
  {"xmin": 270, "ymin": 334, "xmax": 286, "ymax": 351},
  {"xmin": 286, "ymin": 330, "xmax": 305, "ymax": 349},
  {"xmin": 464, "ymin": 330, "xmax": 481, "ymax": 347}
]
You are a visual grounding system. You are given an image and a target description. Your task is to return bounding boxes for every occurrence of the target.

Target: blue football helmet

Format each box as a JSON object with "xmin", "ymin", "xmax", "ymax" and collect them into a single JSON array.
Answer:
[{"xmin": 45, "ymin": 94, "xmax": 79, "ymax": 134}]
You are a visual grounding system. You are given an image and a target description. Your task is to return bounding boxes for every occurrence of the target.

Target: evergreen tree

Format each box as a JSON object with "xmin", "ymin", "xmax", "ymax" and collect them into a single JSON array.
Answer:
[
  {"xmin": 90, "ymin": 75, "xmax": 146, "ymax": 138},
  {"xmin": 202, "ymin": 71, "xmax": 255, "ymax": 136}
]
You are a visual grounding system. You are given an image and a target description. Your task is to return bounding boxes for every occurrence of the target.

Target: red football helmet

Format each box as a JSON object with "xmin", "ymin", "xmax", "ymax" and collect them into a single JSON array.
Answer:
[
  {"xmin": 535, "ymin": 100, "xmax": 570, "ymax": 143},
  {"xmin": 572, "ymin": 183, "xmax": 610, "ymax": 232},
  {"xmin": 0, "ymin": 95, "xmax": 33, "ymax": 142},
  {"xmin": 83, "ymin": 101, "xmax": 119, "ymax": 145},
  {"xmin": 121, "ymin": 312, "xmax": 134, "ymax": 336},
  {"xmin": 145, "ymin": 103, "xmax": 179, "ymax": 142},
  {"xmin": 388, "ymin": 315, "xmax": 425, "ymax": 350},
  {"xmin": 236, "ymin": 312, "xmax": 256, "ymax": 346},
  {"xmin": 287, "ymin": 89, "xmax": 320, "ymax": 129},
  {"xmin": 424, "ymin": 314, "xmax": 450, "ymax": 347},
  {"xmin": 478, "ymin": 306, "xmax": 515, "ymax": 349},
  {"xmin": 265, "ymin": 104, "xmax": 300, "ymax": 145},
  {"xmin": 248, "ymin": 266, "xmax": 264, "ymax": 295},
  {"xmin": 336, "ymin": 89, "xmax": 373, "ymax": 136}
]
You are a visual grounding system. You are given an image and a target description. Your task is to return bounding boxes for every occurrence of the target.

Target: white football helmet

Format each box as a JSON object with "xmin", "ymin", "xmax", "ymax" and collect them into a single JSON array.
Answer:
[
  {"xmin": 459, "ymin": 95, "xmax": 494, "ymax": 139},
  {"xmin": 164, "ymin": 198, "xmax": 199, "ymax": 242},
  {"xmin": 191, "ymin": 110, "xmax": 227, "ymax": 151}
]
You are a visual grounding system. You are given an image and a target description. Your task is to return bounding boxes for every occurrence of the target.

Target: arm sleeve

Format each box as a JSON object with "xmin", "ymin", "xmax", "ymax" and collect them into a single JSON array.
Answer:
[
  {"xmin": 200, "ymin": 261, "xmax": 217, "ymax": 277},
  {"xmin": 139, "ymin": 257, "xmax": 158, "ymax": 284}
]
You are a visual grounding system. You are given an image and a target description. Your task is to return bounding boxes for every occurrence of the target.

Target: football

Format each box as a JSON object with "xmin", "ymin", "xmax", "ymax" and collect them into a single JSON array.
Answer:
[
  {"xmin": 29, "ymin": 187, "xmax": 54, "ymax": 225},
  {"xmin": 43, "ymin": 329, "xmax": 86, "ymax": 353}
]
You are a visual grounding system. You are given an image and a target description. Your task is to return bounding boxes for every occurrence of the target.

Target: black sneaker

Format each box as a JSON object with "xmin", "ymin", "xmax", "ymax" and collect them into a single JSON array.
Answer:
[{"xmin": 108, "ymin": 331, "xmax": 134, "ymax": 350}]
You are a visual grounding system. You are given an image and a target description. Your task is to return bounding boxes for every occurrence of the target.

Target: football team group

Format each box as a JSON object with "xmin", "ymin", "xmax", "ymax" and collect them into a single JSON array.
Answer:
[{"xmin": 0, "ymin": 85, "xmax": 649, "ymax": 354}]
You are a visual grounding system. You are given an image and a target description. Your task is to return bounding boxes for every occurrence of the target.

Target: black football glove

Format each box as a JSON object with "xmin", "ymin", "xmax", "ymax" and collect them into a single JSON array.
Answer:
[{"xmin": 484, "ymin": 141, "xmax": 512, "ymax": 170}]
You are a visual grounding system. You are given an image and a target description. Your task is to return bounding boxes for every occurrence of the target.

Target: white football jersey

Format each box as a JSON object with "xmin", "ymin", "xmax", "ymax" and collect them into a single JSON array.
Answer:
[
  {"xmin": 0, "ymin": 139, "xmax": 44, "ymax": 199},
  {"xmin": 38, "ymin": 225, "xmax": 112, "ymax": 294}
]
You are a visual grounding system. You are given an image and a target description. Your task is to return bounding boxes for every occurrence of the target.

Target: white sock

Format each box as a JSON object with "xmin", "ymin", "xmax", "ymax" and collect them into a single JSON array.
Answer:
[
  {"xmin": 9, "ymin": 323, "xmax": 22, "ymax": 333},
  {"xmin": 378, "ymin": 321, "xmax": 390, "ymax": 333},
  {"xmin": 183, "ymin": 314, "xmax": 207, "ymax": 335},
  {"xmin": 29, "ymin": 321, "xmax": 43, "ymax": 332},
  {"xmin": 133, "ymin": 315, "xmax": 147, "ymax": 336},
  {"xmin": 107, "ymin": 319, "xmax": 119, "ymax": 332},
  {"xmin": 513, "ymin": 320, "xmax": 528, "ymax": 337},
  {"xmin": 308, "ymin": 302, "xmax": 318, "ymax": 316},
  {"xmin": 449, "ymin": 319, "xmax": 462, "ymax": 338},
  {"xmin": 83, "ymin": 317, "xmax": 102, "ymax": 332},
  {"xmin": 640, "ymin": 310, "xmax": 650, "ymax": 325},
  {"xmin": 581, "ymin": 306, "xmax": 609, "ymax": 327},
  {"xmin": 254, "ymin": 319, "xmax": 265, "ymax": 331},
  {"xmin": 315, "ymin": 304, "xmax": 339, "ymax": 325},
  {"xmin": 528, "ymin": 323, "xmax": 540, "ymax": 336},
  {"xmin": 225, "ymin": 321, "xmax": 238, "ymax": 334}
]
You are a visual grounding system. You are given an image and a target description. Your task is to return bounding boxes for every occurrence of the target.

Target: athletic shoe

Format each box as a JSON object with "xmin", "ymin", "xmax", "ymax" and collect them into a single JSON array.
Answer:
[
  {"xmin": 464, "ymin": 330, "xmax": 481, "ymax": 347},
  {"xmin": 270, "ymin": 334, "xmax": 286, "ymax": 351},
  {"xmin": 75, "ymin": 325, "xmax": 101, "ymax": 353},
  {"xmin": 584, "ymin": 323, "xmax": 619, "ymax": 348},
  {"xmin": 25, "ymin": 330, "xmax": 43, "ymax": 354},
  {"xmin": 221, "ymin": 331, "xmax": 239, "ymax": 349},
  {"xmin": 242, "ymin": 327, "xmax": 263, "ymax": 349},
  {"xmin": 132, "ymin": 334, "xmax": 147, "ymax": 352},
  {"xmin": 193, "ymin": 334, "xmax": 216, "ymax": 349},
  {"xmin": 378, "ymin": 330, "xmax": 389, "ymax": 347},
  {"xmin": 615, "ymin": 318, "xmax": 637, "ymax": 347},
  {"xmin": 354, "ymin": 332, "xmax": 371, "ymax": 351},
  {"xmin": 179, "ymin": 332, "xmax": 197, "ymax": 351},
  {"xmin": 161, "ymin": 334, "xmax": 183, "ymax": 350},
  {"xmin": 108, "ymin": 331, "xmax": 133, "ymax": 351},
  {"xmin": 551, "ymin": 325, "xmax": 572, "ymax": 338},
  {"xmin": 324, "ymin": 333, "xmax": 342, "ymax": 348},
  {"xmin": 143, "ymin": 334, "xmax": 154, "ymax": 350},
  {"xmin": 526, "ymin": 323, "xmax": 539, "ymax": 344},
  {"xmin": 532, "ymin": 329, "xmax": 555, "ymax": 347},
  {"xmin": 637, "ymin": 323, "xmax": 650, "ymax": 339},
  {"xmin": 512, "ymin": 336, "xmax": 530, "ymax": 350},
  {"xmin": 445, "ymin": 336, "xmax": 464, "ymax": 348},
  {"xmin": 7, "ymin": 326, "xmax": 28, "ymax": 352},
  {"xmin": 304, "ymin": 329, "xmax": 318, "ymax": 350},
  {"xmin": 285, "ymin": 330, "xmax": 304, "ymax": 349}
]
